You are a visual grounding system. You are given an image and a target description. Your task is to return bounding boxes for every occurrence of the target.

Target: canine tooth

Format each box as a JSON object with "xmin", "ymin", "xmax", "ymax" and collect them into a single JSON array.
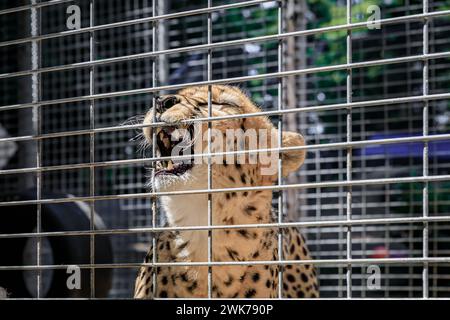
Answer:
[{"xmin": 167, "ymin": 160, "xmax": 174, "ymax": 170}]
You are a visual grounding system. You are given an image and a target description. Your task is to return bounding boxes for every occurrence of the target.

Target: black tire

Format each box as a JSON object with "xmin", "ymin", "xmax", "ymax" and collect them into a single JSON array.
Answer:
[{"xmin": 0, "ymin": 190, "xmax": 113, "ymax": 298}]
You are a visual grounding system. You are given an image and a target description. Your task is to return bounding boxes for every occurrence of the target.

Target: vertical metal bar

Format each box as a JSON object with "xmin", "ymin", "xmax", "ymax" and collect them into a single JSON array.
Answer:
[
  {"xmin": 151, "ymin": 0, "xmax": 158, "ymax": 298},
  {"xmin": 346, "ymin": 0, "xmax": 353, "ymax": 299},
  {"xmin": 89, "ymin": 0, "xmax": 96, "ymax": 299},
  {"xmin": 207, "ymin": 0, "xmax": 213, "ymax": 299},
  {"xmin": 422, "ymin": 0, "xmax": 429, "ymax": 300},
  {"xmin": 30, "ymin": 0, "xmax": 42, "ymax": 299},
  {"xmin": 277, "ymin": 0, "xmax": 284, "ymax": 299}
]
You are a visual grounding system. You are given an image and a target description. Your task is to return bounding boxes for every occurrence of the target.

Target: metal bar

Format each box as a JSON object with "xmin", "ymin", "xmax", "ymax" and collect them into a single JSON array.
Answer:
[
  {"xmin": 0, "ymin": 0, "xmax": 73, "ymax": 16},
  {"xmin": 1, "ymin": 92, "xmax": 450, "ymax": 144},
  {"xmin": 0, "ymin": 9, "xmax": 449, "ymax": 69},
  {"xmin": 1, "ymin": 257, "xmax": 450, "ymax": 271},
  {"xmin": 151, "ymin": 0, "xmax": 158, "ymax": 298},
  {"xmin": 3, "ymin": 215, "xmax": 450, "ymax": 240},
  {"xmin": 277, "ymin": 0, "xmax": 284, "ymax": 299},
  {"xmin": 2, "ymin": 51, "xmax": 450, "ymax": 112},
  {"xmin": 422, "ymin": 0, "xmax": 430, "ymax": 299},
  {"xmin": 206, "ymin": 0, "xmax": 213, "ymax": 300},
  {"xmin": 30, "ymin": 0, "xmax": 42, "ymax": 299},
  {"xmin": 0, "ymin": 10, "xmax": 450, "ymax": 79},
  {"xmin": 89, "ymin": 0, "xmax": 96, "ymax": 299},
  {"xmin": 1, "ymin": 174, "xmax": 450, "ymax": 207},
  {"xmin": 0, "ymin": 0, "xmax": 276, "ymax": 48},
  {"xmin": 345, "ymin": 0, "xmax": 352, "ymax": 299},
  {"xmin": 2, "ymin": 132, "xmax": 450, "ymax": 176}
]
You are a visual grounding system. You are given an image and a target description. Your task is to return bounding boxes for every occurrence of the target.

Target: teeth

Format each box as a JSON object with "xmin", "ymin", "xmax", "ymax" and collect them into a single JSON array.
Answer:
[{"xmin": 167, "ymin": 160, "xmax": 174, "ymax": 170}]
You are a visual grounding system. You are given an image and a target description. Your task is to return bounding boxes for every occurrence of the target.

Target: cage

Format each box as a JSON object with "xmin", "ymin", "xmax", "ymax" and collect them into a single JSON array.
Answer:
[{"xmin": 0, "ymin": 0, "xmax": 449, "ymax": 299}]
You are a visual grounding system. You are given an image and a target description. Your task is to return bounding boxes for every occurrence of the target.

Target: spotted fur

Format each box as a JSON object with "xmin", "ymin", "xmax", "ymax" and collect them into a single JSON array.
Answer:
[{"xmin": 134, "ymin": 85, "xmax": 318, "ymax": 299}]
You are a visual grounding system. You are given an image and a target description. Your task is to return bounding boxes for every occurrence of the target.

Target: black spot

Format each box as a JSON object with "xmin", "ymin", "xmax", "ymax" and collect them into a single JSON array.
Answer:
[
  {"xmin": 252, "ymin": 273, "xmax": 260, "ymax": 283},
  {"xmin": 314, "ymin": 283, "xmax": 319, "ymax": 291},
  {"xmin": 290, "ymin": 244, "xmax": 295, "ymax": 254},
  {"xmin": 252, "ymin": 251, "xmax": 260, "ymax": 258},
  {"xmin": 232, "ymin": 292, "xmax": 239, "ymax": 298},
  {"xmin": 180, "ymin": 273, "xmax": 188, "ymax": 282},
  {"xmin": 287, "ymin": 294, "xmax": 292, "ymax": 298},
  {"xmin": 283, "ymin": 283, "xmax": 288, "ymax": 291},
  {"xmin": 311, "ymin": 293, "xmax": 318, "ymax": 298},
  {"xmin": 297, "ymin": 290, "xmax": 305, "ymax": 298},
  {"xmin": 240, "ymin": 174, "xmax": 246, "ymax": 184},
  {"xmin": 229, "ymin": 176, "xmax": 235, "ymax": 182},
  {"xmin": 231, "ymin": 192, "xmax": 237, "ymax": 198},
  {"xmin": 286, "ymin": 265, "xmax": 293, "ymax": 270},
  {"xmin": 146, "ymin": 276, "xmax": 151, "ymax": 284},
  {"xmin": 165, "ymin": 242, "xmax": 171, "ymax": 251},
  {"xmin": 160, "ymin": 290, "xmax": 168, "ymax": 298},
  {"xmin": 223, "ymin": 160, "xmax": 228, "ymax": 167},
  {"xmin": 171, "ymin": 274, "xmax": 177, "ymax": 285},
  {"xmin": 301, "ymin": 273, "xmax": 308, "ymax": 282},
  {"xmin": 225, "ymin": 193, "xmax": 231, "ymax": 200},
  {"xmin": 226, "ymin": 247, "xmax": 239, "ymax": 260},
  {"xmin": 159, "ymin": 243, "xmax": 164, "ymax": 250},
  {"xmin": 243, "ymin": 192, "xmax": 248, "ymax": 197},
  {"xmin": 245, "ymin": 289, "xmax": 256, "ymax": 298},
  {"xmin": 145, "ymin": 288, "xmax": 150, "ymax": 295},
  {"xmin": 305, "ymin": 264, "xmax": 311, "ymax": 270},
  {"xmin": 187, "ymin": 281, "xmax": 198, "ymax": 293},
  {"xmin": 161, "ymin": 276, "xmax": 168, "ymax": 285},
  {"xmin": 287, "ymin": 274, "xmax": 295, "ymax": 283},
  {"xmin": 237, "ymin": 229, "xmax": 250, "ymax": 238},
  {"xmin": 244, "ymin": 205, "xmax": 257, "ymax": 215},
  {"xmin": 178, "ymin": 241, "xmax": 189, "ymax": 251},
  {"xmin": 302, "ymin": 246, "xmax": 308, "ymax": 256},
  {"xmin": 266, "ymin": 280, "xmax": 271, "ymax": 288},
  {"xmin": 235, "ymin": 163, "xmax": 241, "ymax": 169}
]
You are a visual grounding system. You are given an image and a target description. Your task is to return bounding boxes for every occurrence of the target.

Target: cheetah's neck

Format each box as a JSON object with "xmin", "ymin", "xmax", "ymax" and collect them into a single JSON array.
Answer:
[{"xmin": 160, "ymin": 193, "xmax": 209, "ymax": 262}]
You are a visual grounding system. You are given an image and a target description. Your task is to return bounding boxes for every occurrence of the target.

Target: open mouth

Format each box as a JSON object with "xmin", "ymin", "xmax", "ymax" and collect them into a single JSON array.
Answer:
[{"xmin": 154, "ymin": 125, "xmax": 195, "ymax": 177}]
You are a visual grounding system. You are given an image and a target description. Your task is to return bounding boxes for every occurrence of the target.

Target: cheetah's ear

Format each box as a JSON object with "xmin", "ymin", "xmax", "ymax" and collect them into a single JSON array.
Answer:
[{"xmin": 281, "ymin": 131, "xmax": 306, "ymax": 177}]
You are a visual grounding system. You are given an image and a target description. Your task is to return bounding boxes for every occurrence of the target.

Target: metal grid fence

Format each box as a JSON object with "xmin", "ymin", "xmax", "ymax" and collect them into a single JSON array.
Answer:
[{"xmin": 0, "ymin": 0, "xmax": 450, "ymax": 298}]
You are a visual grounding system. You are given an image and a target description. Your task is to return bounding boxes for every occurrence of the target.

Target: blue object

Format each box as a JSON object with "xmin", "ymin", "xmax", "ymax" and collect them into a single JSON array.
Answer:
[{"xmin": 355, "ymin": 133, "xmax": 450, "ymax": 159}]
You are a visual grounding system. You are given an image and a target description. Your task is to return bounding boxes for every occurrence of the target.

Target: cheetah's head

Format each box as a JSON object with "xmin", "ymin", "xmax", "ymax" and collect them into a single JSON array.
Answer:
[{"xmin": 142, "ymin": 85, "xmax": 306, "ymax": 192}]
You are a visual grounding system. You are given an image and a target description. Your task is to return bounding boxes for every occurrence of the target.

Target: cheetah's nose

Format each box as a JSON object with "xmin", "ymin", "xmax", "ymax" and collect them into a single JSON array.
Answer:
[{"xmin": 155, "ymin": 95, "xmax": 179, "ymax": 113}]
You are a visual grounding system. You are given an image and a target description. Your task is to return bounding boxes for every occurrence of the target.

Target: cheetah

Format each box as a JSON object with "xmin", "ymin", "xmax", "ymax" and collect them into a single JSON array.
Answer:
[{"xmin": 134, "ymin": 85, "xmax": 319, "ymax": 299}]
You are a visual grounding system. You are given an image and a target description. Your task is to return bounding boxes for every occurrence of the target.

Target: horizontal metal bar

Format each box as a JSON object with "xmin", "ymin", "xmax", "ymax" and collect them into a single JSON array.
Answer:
[
  {"xmin": 0, "ymin": 9, "xmax": 449, "ymax": 80},
  {"xmin": 0, "ymin": 0, "xmax": 275, "ymax": 48},
  {"xmin": 0, "ymin": 174, "xmax": 449, "ymax": 207},
  {"xmin": 0, "ymin": 0, "xmax": 73, "ymax": 16},
  {"xmin": 1, "ymin": 92, "xmax": 450, "ymax": 144},
  {"xmin": 1, "ymin": 215, "xmax": 450, "ymax": 240},
  {"xmin": 1, "ymin": 257, "xmax": 450, "ymax": 271},
  {"xmin": 1, "ymin": 132, "xmax": 449, "ymax": 176},
  {"xmin": 1, "ymin": 51, "xmax": 449, "ymax": 112}
]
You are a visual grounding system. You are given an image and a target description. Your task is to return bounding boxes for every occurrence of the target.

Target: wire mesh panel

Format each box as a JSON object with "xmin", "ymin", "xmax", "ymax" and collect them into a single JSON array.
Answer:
[{"xmin": 0, "ymin": 0, "xmax": 449, "ymax": 299}]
